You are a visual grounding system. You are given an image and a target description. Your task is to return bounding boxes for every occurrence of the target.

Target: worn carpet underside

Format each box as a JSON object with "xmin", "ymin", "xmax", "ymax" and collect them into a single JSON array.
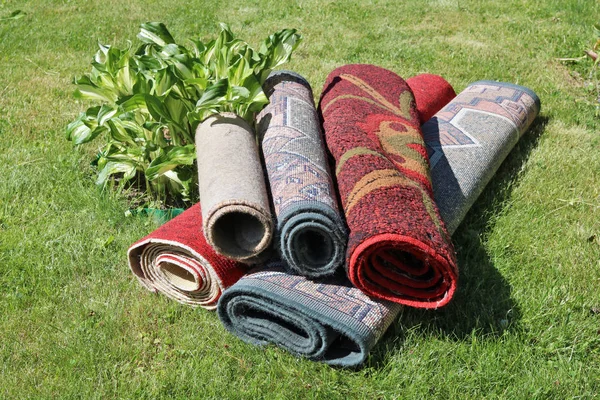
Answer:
[{"xmin": 196, "ymin": 113, "xmax": 274, "ymax": 263}]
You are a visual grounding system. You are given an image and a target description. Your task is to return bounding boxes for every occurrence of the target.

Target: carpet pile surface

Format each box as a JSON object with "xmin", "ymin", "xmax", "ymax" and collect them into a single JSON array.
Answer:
[
  {"xmin": 319, "ymin": 64, "xmax": 458, "ymax": 308},
  {"xmin": 423, "ymin": 80, "xmax": 541, "ymax": 233},
  {"xmin": 257, "ymin": 71, "xmax": 347, "ymax": 277},
  {"xmin": 218, "ymin": 263, "xmax": 401, "ymax": 367}
]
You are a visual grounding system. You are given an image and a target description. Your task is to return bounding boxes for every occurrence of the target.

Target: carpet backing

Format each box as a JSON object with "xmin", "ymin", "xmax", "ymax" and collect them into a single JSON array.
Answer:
[{"xmin": 196, "ymin": 113, "xmax": 274, "ymax": 263}]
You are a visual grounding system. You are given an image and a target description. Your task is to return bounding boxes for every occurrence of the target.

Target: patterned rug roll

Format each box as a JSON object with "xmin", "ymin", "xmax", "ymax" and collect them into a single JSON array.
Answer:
[
  {"xmin": 218, "ymin": 264, "xmax": 401, "ymax": 367},
  {"xmin": 196, "ymin": 113, "xmax": 273, "ymax": 263},
  {"xmin": 423, "ymin": 80, "xmax": 541, "ymax": 233},
  {"xmin": 257, "ymin": 71, "xmax": 347, "ymax": 277},
  {"xmin": 128, "ymin": 204, "xmax": 248, "ymax": 309},
  {"xmin": 217, "ymin": 71, "xmax": 457, "ymax": 367},
  {"xmin": 319, "ymin": 64, "xmax": 458, "ymax": 309}
]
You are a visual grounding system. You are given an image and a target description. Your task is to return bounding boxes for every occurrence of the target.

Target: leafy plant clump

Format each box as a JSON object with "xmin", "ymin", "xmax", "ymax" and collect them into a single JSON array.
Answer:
[{"xmin": 66, "ymin": 22, "xmax": 301, "ymax": 205}]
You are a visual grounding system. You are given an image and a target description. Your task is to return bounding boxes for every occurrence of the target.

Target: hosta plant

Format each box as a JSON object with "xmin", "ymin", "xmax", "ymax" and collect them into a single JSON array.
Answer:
[{"xmin": 66, "ymin": 22, "xmax": 301, "ymax": 205}]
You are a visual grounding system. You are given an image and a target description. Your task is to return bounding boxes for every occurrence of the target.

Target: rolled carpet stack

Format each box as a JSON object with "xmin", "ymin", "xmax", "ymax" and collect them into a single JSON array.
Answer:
[
  {"xmin": 422, "ymin": 80, "xmax": 541, "ymax": 233},
  {"xmin": 217, "ymin": 71, "xmax": 457, "ymax": 367},
  {"xmin": 257, "ymin": 71, "xmax": 347, "ymax": 277},
  {"xmin": 217, "ymin": 73, "xmax": 540, "ymax": 367},
  {"xmin": 196, "ymin": 113, "xmax": 274, "ymax": 263},
  {"xmin": 128, "ymin": 204, "xmax": 248, "ymax": 309},
  {"xmin": 319, "ymin": 64, "xmax": 458, "ymax": 309}
]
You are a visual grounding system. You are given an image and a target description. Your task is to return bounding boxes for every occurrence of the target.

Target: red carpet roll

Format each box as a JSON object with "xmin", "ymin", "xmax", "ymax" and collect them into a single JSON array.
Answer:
[
  {"xmin": 128, "ymin": 204, "xmax": 248, "ymax": 310},
  {"xmin": 319, "ymin": 64, "xmax": 458, "ymax": 308},
  {"xmin": 406, "ymin": 74, "xmax": 456, "ymax": 122}
]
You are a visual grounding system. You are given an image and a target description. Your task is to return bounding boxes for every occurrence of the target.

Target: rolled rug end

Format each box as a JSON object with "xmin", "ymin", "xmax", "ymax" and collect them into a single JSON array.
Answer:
[
  {"xmin": 406, "ymin": 73, "xmax": 457, "ymax": 123},
  {"xmin": 279, "ymin": 206, "xmax": 347, "ymax": 278},
  {"xmin": 127, "ymin": 204, "xmax": 248, "ymax": 310},
  {"xmin": 217, "ymin": 265, "xmax": 401, "ymax": 367},
  {"xmin": 196, "ymin": 112, "xmax": 275, "ymax": 263},
  {"xmin": 204, "ymin": 202, "xmax": 274, "ymax": 263},
  {"xmin": 348, "ymin": 233, "xmax": 458, "ymax": 309}
]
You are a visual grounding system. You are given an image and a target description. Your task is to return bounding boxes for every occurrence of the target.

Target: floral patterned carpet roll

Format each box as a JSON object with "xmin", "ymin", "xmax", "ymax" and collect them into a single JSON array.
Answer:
[
  {"xmin": 423, "ymin": 80, "xmax": 541, "ymax": 233},
  {"xmin": 257, "ymin": 71, "xmax": 347, "ymax": 278},
  {"xmin": 406, "ymin": 74, "xmax": 456, "ymax": 122},
  {"xmin": 319, "ymin": 64, "xmax": 458, "ymax": 309},
  {"xmin": 128, "ymin": 204, "xmax": 248, "ymax": 310}
]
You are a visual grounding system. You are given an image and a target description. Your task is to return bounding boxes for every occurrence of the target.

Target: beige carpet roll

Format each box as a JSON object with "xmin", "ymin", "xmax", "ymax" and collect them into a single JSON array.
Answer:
[{"xmin": 196, "ymin": 113, "xmax": 273, "ymax": 263}]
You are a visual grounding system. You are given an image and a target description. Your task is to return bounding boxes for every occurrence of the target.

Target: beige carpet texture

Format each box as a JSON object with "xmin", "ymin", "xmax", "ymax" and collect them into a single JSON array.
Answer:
[{"xmin": 196, "ymin": 113, "xmax": 274, "ymax": 263}]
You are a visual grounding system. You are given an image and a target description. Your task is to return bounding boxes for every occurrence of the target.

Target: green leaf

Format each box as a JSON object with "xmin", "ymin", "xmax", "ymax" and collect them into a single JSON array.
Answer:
[
  {"xmin": 1, "ymin": 10, "xmax": 25, "ymax": 21},
  {"xmin": 152, "ymin": 67, "xmax": 177, "ymax": 96},
  {"xmin": 107, "ymin": 119, "xmax": 135, "ymax": 144},
  {"xmin": 196, "ymin": 78, "xmax": 228, "ymax": 107},
  {"xmin": 145, "ymin": 145, "xmax": 196, "ymax": 180},
  {"xmin": 136, "ymin": 54, "xmax": 165, "ymax": 71},
  {"xmin": 144, "ymin": 94, "xmax": 188, "ymax": 139},
  {"xmin": 132, "ymin": 73, "xmax": 153, "ymax": 94},
  {"xmin": 228, "ymin": 55, "xmax": 254, "ymax": 87},
  {"xmin": 67, "ymin": 21, "xmax": 301, "ymax": 204},
  {"xmin": 138, "ymin": 22, "xmax": 175, "ymax": 46},
  {"xmin": 66, "ymin": 108, "xmax": 107, "ymax": 145},
  {"xmin": 144, "ymin": 94, "xmax": 172, "ymax": 122},
  {"xmin": 96, "ymin": 160, "xmax": 137, "ymax": 187},
  {"xmin": 74, "ymin": 81, "xmax": 118, "ymax": 103},
  {"xmin": 66, "ymin": 116, "xmax": 94, "ymax": 144},
  {"xmin": 118, "ymin": 94, "xmax": 149, "ymax": 113},
  {"xmin": 120, "ymin": 120, "xmax": 147, "ymax": 139},
  {"xmin": 115, "ymin": 53, "xmax": 136, "ymax": 95},
  {"xmin": 184, "ymin": 77, "xmax": 208, "ymax": 90},
  {"xmin": 97, "ymin": 105, "xmax": 118, "ymax": 126},
  {"xmin": 188, "ymin": 38, "xmax": 207, "ymax": 58},
  {"xmin": 257, "ymin": 29, "xmax": 302, "ymax": 82},
  {"xmin": 230, "ymin": 85, "xmax": 250, "ymax": 100}
]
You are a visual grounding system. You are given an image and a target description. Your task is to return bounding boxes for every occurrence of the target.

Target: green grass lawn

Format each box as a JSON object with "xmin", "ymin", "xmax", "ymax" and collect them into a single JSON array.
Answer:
[{"xmin": 1, "ymin": 0, "xmax": 599, "ymax": 398}]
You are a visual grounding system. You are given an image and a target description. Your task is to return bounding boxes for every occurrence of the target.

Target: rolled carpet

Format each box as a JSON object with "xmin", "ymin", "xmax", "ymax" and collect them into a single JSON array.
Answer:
[
  {"xmin": 257, "ymin": 71, "xmax": 347, "ymax": 278},
  {"xmin": 319, "ymin": 64, "xmax": 458, "ymax": 309},
  {"xmin": 217, "ymin": 70, "xmax": 456, "ymax": 367},
  {"xmin": 218, "ymin": 263, "xmax": 402, "ymax": 367},
  {"xmin": 196, "ymin": 113, "xmax": 274, "ymax": 263},
  {"xmin": 406, "ymin": 73, "xmax": 456, "ymax": 122},
  {"xmin": 128, "ymin": 204, "xmax": 248, "ymax": 309},
  {"xmin": 423, "ymin": 80, "xmax": 541, "ymax": 233}
]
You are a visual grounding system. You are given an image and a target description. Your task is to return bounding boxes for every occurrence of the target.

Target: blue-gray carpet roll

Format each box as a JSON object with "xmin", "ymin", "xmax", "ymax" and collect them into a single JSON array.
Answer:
[
  {"xmin": 217, "ymin": 263, "xmax": 401, "ymax": 367},
  {"xmin": 257, "ymin": 71, "xmax": 347, "ymax": 277}
]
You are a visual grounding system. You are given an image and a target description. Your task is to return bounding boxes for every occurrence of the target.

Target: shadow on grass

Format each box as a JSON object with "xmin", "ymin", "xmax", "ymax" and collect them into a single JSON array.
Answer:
[{"xmin": 367, "ymin": 115, "xmax": 549, "ymax": 368}]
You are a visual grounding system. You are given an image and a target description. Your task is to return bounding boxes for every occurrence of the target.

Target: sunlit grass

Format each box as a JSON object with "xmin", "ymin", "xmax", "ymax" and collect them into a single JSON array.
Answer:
[{"xmin": 1, "ymin": 0, "xmax": 599, "ymax": 398}]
